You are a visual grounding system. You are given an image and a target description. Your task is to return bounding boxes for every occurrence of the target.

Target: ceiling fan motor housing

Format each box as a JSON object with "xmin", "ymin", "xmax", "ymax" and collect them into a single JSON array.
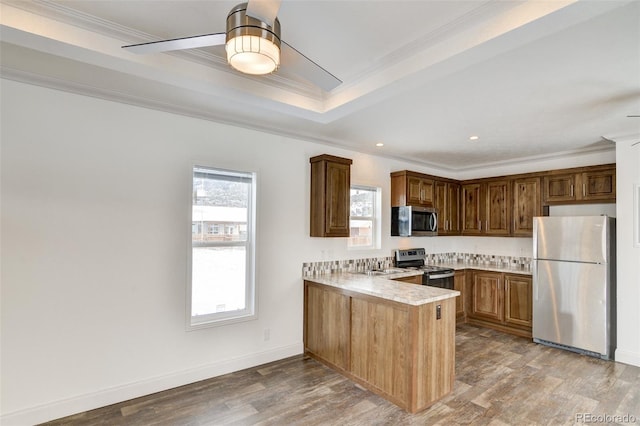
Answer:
[{"xmin": 226, "ymin": 2, "xmax": 282, "ymax": 74}]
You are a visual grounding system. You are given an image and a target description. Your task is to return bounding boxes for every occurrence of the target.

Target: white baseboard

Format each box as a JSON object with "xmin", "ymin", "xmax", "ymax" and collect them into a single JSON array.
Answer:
[
  {"xmin": 615, "ymin": 348, "xmax": 640, "ymax": 367},
  {"xmin": 1, "ymin": 343, "xmax": 303, "ymax": 426}
]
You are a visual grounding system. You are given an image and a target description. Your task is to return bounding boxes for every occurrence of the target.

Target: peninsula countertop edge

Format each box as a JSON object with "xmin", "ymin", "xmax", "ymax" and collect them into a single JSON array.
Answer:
[{"xmin": 304, "ymin": 272, "xmax": 459, "ymax": 306}]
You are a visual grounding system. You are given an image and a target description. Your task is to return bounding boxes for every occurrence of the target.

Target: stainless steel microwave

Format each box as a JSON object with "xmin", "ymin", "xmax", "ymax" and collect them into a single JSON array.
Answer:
[{"xmin": 391, "ymin": 206, "xmax": 438, "ymax": 237}]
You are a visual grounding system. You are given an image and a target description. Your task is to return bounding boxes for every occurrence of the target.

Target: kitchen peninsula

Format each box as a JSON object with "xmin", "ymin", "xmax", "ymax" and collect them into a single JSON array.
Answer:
[{"xmin": 303, "ymin": 272, "xmax": 459, "ymax": 413}]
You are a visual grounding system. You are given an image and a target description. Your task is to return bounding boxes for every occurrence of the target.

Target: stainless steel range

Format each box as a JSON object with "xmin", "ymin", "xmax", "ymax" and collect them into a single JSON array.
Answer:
[{"xmin": 394, "ymin": 248, "xmax": 455, "ymax": 289}]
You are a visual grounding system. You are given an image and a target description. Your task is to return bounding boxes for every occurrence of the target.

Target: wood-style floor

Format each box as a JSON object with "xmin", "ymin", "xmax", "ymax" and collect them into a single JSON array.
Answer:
[{"xmin": 44, "ymin": 324, "xmax": 640, "ymax": 425}]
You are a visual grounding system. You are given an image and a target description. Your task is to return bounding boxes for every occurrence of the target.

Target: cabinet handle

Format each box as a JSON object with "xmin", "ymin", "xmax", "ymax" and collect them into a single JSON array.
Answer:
[
  {"xmin": 583, "ymin": 184, "xmax": 586, "ymax": 197},
  {"xmin": 486, "ymin": 220, "xmax": 488, "ymax": 232},
  {"xmin": 478, "ymin": 220, "xmax": 481, "ymax": 230},
  {"xmin": 570, "ymin": 184, "xmax": 574, "ymax": 197}
]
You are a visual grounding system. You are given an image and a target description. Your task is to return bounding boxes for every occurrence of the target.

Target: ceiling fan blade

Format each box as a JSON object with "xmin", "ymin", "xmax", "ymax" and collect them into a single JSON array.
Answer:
[
  {"xmin": 246, "ymin": 0, "xmax": 282, "ymax": 27},
  {"xmin": 280, "ymin": 41, "xmax": 342, "ymax": 92},
  {"xmin": 122, "ymin": 33, "xmax": 226, "ymax": 54}
]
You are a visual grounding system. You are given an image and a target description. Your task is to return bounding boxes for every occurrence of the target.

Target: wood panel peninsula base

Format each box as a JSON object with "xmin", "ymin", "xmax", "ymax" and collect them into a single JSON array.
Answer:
[{"xmin": 303, "ymin": 277, "xmax": 458, "ymax": 413}]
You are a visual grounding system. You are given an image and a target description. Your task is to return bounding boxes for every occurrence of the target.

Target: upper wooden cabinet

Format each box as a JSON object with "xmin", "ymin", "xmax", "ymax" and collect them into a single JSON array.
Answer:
[
  {"xmin": 393, "ymin": 163, "xmax": 615, "ymax": 237},
  {"xmin": 461, "ymin": 180, "xmax": 510, "ymax": 236},
  {"xmin": 485, "ymin": 180, "xmax": 511, "ymax": 235},
  {"xmin": 310, "ymin": 154, "xmax": 352, "ymax": 237},
  {"xmin": 391, "ymin": 171, "xmax": 434, "ymax": 207},
  {"xmin": 461, "ymin": 183, "xmax": 483, "ymax": 235},
  {"xmin": 512, "ymin": 177, "xmax": 541, "ymax": 237},
  {"xmin": 435, "ymin": 180, "xmax": 460, "ymax": 235},
  {"xmin": 543, "ymin": 165, "xmax": 616, "ymax": 204},
  {"xmin": 582, "ymin": 168, "xmax": 616, "ymax": 201},
  {"xmin": 543, "ymin": 173, "xmax": 576, "ymax": 203}
]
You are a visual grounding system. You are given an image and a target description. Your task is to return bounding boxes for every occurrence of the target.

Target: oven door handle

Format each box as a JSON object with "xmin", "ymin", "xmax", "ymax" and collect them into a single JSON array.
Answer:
[{"xmin": 427, "ymin": 272, "xmax": 455, "ymax": 279}]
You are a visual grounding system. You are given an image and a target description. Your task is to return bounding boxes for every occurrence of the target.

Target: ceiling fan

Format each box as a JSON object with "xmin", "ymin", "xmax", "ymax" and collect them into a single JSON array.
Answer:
[{"xmin": 122, "ymin": 1, "xmax": 341, "ymax": 92}]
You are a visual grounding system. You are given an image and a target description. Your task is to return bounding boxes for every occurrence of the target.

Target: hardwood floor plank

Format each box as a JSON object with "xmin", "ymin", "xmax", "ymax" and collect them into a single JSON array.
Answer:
[{"xmin": 42, "ymin": 324, "xmax": 640, "ymax": 426}]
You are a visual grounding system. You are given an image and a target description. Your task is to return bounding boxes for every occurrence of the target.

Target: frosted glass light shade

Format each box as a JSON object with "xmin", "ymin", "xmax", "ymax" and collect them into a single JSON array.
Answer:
[{"xmin": 225, "ymin": 35, "xmax": 280, "ymax": 75}]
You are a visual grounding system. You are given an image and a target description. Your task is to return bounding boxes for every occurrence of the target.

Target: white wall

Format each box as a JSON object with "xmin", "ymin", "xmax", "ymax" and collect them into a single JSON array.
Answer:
[
  {"xmin": 614, "ymin": 137, "xmax": 640, "ymax": 367},
  {"xmin": 0, "ymin": 79, "xmax": 623, "ymax": 424}
]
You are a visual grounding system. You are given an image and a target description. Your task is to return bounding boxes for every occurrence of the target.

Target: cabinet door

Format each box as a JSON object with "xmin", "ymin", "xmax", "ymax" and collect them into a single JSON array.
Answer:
[
  {"xmin": 407, "ymin": 176, "xmax": 424, "ymax": 205},
  {"xmin": 485, "ymin": 180, "xmax": 510, "ymax": 236},
  {"xmin": 435, "ymin": 181, "xmax": 460, "ymax": 235},
  {"xmin": 461, "ymin": 183, "xmax": 483, "ymax": 235},
  {"xmin": 512, "ymin": 178, "xmax": 541, "ymax": 237},
  {"xmin": 581, "ymin": 169, "xmax": 616, "ymax": 201},
  {"xmin": 454, "ymin": 271, "xmax": 465, "ymax": 321},
  {"xmin": 435, "ymin": 181, "xmax": 447, "ymax": 232},
  {"xmin": 447, "ymin": 183, "xmax": 461, "ymax": 234},
  {"xmin": 433, "ymin": 181, "xmax": 449, "ymax": 231},
  {"xmin": 408, "ymin": 176, "xmax": 434, "ymax": 206},
  {"xmin": 420, "ymin": 178, "xmax": 435, "ymax": 206},
  {"xmin": 324, "ymin": 161, "xmax": 351, "ymax": 236},
  {"xmin": 471, "ymin": 271, "xmax": 504, "ymax": 322},
  {"xmin": 543, "ymin": 174, "xmax": 576, "ymax": 203},
  {"xmin": 504, "ymin": 274, "xmax": 532, "ymax": 328}
]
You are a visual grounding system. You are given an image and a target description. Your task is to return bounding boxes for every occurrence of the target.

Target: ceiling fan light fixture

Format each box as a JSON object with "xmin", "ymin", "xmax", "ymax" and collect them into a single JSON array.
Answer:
[
  {"xmin": 226, "ymin": 35, "xmax": 280, "ymax": 75},
  {"xmin": 225, "ymin": 2, "xmax": 281, "ymax": 76}
]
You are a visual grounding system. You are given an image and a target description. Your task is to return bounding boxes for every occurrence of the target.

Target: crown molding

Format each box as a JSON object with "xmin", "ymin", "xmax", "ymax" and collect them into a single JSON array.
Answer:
[{"xmin": 1, "ymin": 66, "xmax": 618, "ymax": 178}]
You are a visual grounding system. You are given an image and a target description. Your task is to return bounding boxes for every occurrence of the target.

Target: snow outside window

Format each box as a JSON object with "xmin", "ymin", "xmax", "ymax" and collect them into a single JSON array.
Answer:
[
  {"xmin": 188, "ymin": 166, "xmax": 256, "ymax": 329},
  {"xmin": 349, "ymin": 185, "xmax": 381, "ymax": 250}
]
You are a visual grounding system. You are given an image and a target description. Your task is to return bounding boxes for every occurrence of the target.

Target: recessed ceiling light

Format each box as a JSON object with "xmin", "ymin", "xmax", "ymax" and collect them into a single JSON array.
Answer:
[
  {"xmin": 376, "ymin": 143, "xmax": 384, "ymax": 147},
  {"xmin": 469, "ymin": 136, "xmax": 479, "ymax": 141}
]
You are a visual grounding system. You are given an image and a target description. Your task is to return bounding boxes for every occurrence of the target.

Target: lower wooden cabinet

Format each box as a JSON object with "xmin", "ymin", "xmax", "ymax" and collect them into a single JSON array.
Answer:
[
  {"xmin": 504, "ymin": 273, "xmax": 533, "ymax": 328},
  {"xmin": 392, "ymin": 274, "xmax": 423, "ymax": 285},
  {"xmin": 470, "ymin": 271, "xmax": 504, "ymax": 322},
  {"xmin": 454, "ymin": 271, "xmax": 465, "ymax": 322},
  {"xmin": 304, "ymin": 280, "xmax": 456, "ymax": 413},
  {"xmin": 466, "ymin": 270, "xmax": 532, "ymax": 337}
]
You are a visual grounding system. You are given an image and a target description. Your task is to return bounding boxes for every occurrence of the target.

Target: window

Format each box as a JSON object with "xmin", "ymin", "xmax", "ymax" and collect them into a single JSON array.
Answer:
[
  {"xmin": 348, "ymin": 185, "xmax": 381, "ymax": 250},
  {"xmin": 188, "ymin": 166, "xmax": 256, "ymax": 329}
]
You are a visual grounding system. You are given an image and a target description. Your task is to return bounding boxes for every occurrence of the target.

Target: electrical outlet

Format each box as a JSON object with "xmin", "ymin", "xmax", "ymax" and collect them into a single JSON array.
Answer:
[{"xmin": 264, "ymin": 328, "xmax": 270, "ymax": 341}]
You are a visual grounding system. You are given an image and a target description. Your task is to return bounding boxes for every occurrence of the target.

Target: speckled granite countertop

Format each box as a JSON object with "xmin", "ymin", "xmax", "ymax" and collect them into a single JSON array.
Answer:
[
  {"xmin": 428, "ymin": 261, "xmax": 532, "ymax": 275},
  {"xmin": 304, "ymin": 272, "xmax": 459, "ymax": 306}
]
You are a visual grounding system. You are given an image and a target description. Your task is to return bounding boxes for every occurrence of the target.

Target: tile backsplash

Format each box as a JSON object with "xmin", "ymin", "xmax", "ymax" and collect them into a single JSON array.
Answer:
[
  {"xmin": 302, "ymin": 257, "xmax": 394, "ymax": 277},
  {"xmin": 424, "ymin": 252, "xmax": 531, "ymax": 268},
  {"xmin": 302, "ymin": 252, "xmax": 531, "ymax": 276}
]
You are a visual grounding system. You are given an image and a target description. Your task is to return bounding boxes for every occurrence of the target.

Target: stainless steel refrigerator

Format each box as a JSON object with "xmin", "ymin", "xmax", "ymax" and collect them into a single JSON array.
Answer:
[{"xmin": 532, "ymin": 216, "xmax": 616, "ymax": 360}]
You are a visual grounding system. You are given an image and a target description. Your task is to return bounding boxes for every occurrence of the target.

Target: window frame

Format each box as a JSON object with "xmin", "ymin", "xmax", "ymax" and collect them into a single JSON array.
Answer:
[
  {"xmin": 348, "ymin": 185, "xmax": 381, "ymax": 250},
  {"xmin": 186, "ymin": 165, "xmax": 257, "ymax": 330}
]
